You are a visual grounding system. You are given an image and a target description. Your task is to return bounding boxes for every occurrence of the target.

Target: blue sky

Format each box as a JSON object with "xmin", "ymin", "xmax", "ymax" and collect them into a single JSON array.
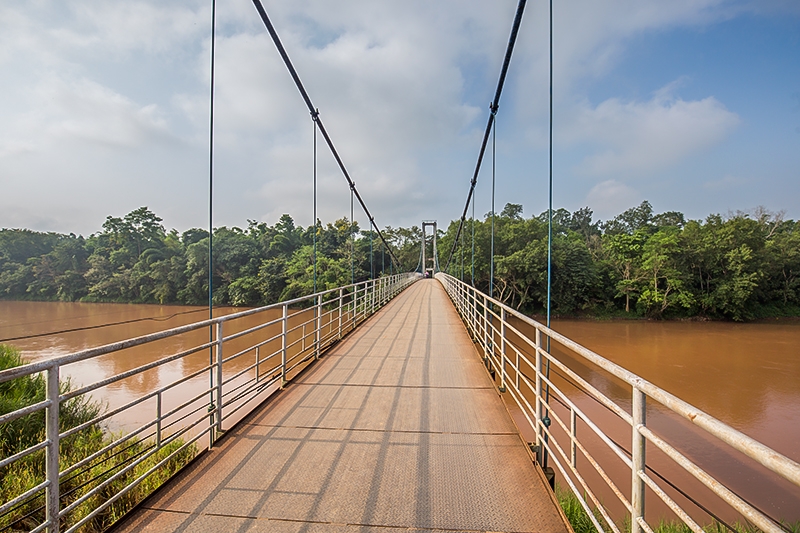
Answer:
[{"xmin": 1, "ymin": 0, "xmax": 798, "ymax": 235}]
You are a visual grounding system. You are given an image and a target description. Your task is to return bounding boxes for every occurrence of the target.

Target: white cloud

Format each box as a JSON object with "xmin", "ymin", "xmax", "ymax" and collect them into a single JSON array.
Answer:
[
  {"xmin": 563, "ymin": 81, "xmax": 739, "ymax": 177},
  {"xmin": 585, "ymin": 179, "xmax": 640, "ymax": 219},
  {"xmin": 1, "ymin": 0, "xmax": 795, "ymax": 233},
  {"xmin": 1, "ymin": 75, "xmax": 174, "ymax": 153}
]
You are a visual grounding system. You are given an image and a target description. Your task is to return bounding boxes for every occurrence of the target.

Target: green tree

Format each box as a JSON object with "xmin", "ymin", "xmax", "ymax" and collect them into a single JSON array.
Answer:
[
  {"xmin": 636, "ymin": 229, "xmax": 694, "ymax": 317},
  {"xmin": 603, "ymin": 230, "xmax": 648, "ymax": 313}
]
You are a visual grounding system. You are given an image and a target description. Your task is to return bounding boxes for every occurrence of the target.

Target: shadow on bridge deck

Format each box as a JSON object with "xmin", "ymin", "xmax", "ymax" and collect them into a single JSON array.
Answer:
[{"xmin": 112, "ymin": 279, "xmax": 570, "ymax": 533}]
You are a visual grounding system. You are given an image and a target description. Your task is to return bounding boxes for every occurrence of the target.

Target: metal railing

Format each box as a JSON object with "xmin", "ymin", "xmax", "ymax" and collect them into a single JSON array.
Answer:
[
  {"xmin": 0, "ymin": 273, "xmax": 417, "ymax": 533},
  {"xmin": 436, "ymin": 272, "xmax": 800, "ymax": 533}
]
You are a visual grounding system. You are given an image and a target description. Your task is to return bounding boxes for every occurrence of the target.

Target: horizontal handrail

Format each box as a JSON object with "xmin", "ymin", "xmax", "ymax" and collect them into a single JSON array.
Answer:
[
  {"xmin": 0, "ymin": 272, "xmax": 418, "ymax": 533},
  {"xmin": 435, "ymin": 272, "xmax": 798, "ymax": 533}
]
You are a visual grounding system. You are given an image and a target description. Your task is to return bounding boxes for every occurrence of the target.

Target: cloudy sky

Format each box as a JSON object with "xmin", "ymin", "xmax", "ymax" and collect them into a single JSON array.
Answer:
[{"xmin": 1, "ymin": 0, "xmax": 799, "ymax": 235}]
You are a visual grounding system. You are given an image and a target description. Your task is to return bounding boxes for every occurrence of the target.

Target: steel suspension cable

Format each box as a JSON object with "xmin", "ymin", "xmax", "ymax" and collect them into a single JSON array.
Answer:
[
  {"xmin": 350, "ymin": 188, "xmax": 355, "ymax": 285},
  {"xmin": 207, "ymin": 0, "xmax": 217, "ymax": 426},
  {"xmin": 313, "ymin": 110, "xmax": 318, "ymax": 293},
  {"xmin": 471, "ymin": 192, "xmax": 475, "ymax": 286},
  {"xmin": 443, "ymin": 0, "xmax": 527, "ymax": 273},
  {"xmin": 543, "ymin": 0, "xmax": 555, "ymax": 470},
  {"xmin": 251, "ymin": 0, "xmax": 402, "ymax": 272},
  {"xmin": 490, "ymin": 111, "xmax": 497, "ymax": 299},
  {"xmin": 460, "ymin": 222, "xmax": 464, "ymax": 281}
]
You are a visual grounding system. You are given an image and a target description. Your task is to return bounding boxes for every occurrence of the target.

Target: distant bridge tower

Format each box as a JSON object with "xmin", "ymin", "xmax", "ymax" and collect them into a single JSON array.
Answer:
[{"xmin": 421, "ymin": 220, "xmax": 438, "ymax": 277}]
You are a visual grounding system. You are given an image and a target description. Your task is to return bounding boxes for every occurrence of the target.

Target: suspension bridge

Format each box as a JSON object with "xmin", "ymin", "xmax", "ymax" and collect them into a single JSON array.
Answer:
[{"xmin": 1, "ymin": 1, "xmax": 800, "ymax": 533}]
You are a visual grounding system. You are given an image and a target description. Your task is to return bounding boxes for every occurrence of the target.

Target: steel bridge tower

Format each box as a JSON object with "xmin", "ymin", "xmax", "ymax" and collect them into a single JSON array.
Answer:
[{"xmin": 421, "ymin": 220, "xmax": 438, "ymax": 277}]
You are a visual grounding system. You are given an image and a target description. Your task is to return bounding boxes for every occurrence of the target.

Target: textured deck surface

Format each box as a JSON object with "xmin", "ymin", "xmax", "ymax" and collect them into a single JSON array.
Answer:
[{"xmin": 114, "ymin": 280, "xmax": 569, "ymax": 533}]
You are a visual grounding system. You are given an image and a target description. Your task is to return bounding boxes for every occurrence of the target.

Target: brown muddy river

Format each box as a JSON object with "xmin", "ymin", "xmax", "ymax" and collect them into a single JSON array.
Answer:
[
  {"xmin": 540, "ymin": 318, "xmax": 800, "ymax": 524},
  {"xmin": 1, "ymin": 301, "xmax": 798, "ymax": 523}
]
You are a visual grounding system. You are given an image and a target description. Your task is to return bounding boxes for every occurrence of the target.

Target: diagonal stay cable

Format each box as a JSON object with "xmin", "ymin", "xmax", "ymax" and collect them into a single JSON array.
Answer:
[
  {"xmin": 251, "ymin": 0, "xmax": 402, "ymax": 272},
  {"xmin": 443, "ymin": 0, "xmax": 527, "ymax": 273}
]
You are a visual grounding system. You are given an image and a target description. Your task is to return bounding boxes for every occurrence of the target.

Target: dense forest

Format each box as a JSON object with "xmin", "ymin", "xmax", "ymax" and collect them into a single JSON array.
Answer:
[{"xmin": 1, "ymin": 202, "xmax": 798, "ymax": 321}]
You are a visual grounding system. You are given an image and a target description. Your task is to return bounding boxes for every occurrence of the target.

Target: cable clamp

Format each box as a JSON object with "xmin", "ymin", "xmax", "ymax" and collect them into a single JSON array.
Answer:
[
  {"xmin": 489, "ymin": 103, "xmax": 499, "ymax": 116},
  {"xmin": 349, "ymin": 182, "xmax": 356, "ymax": 191},
  {"xmin": 310, "ymin": 108, "xmax": 320, "ymax": 121}
]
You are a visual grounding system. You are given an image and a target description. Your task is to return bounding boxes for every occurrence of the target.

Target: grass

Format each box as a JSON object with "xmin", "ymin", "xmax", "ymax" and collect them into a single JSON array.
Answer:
[
  {"xmin": 0, "ymin": 344, "xmax": 196, "ymax": 532},
  {"xmin": 555, "ymin": 484, "xmax": 800, "ymax": 533}
]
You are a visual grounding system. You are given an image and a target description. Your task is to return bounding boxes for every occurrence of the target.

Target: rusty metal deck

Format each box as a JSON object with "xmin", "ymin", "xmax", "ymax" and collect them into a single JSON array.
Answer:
[{"xmin": 114, "ymin": 279, "xmax": 570, "ymax": 533}]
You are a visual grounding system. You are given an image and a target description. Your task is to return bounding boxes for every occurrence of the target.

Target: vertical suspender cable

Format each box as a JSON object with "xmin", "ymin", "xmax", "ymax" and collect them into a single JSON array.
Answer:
[
  {"xmin": 350, "ymin": 188, "xmax": 355, "ymax": 285},
  {"xmin": 370, "ymin": 229, "xmax": 374, "ymax": 279},
  {"xmin": 543, "ymin": 0, "xmax": 554, "ymax": 469},
  {"xmin": 313, "ymin": 110, "xmax": 318, "ymax": 294},
  {"xmin": 207, "ymin": 0, "xmax": 217, "ymax": 428},
  {"xmin": 471, "ymin": 192, "xmax": 475, "ymax": 286},
  {"xmin": 490, "ymin": 110, "xmax": 497, "ymax": 299},
  {"xmin": 460, "ymin": 222, "xmax": 464, "ymax": 281},
  {"xmin": 547, "ymin": 0, "xmax": 554, "ymax": 336}
]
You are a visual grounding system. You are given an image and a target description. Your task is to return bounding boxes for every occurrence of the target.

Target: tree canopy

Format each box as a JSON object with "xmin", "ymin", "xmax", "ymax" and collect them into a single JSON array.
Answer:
[{"xmin": 1, "ymin": 203, "xmax": 798, "ymax": 321}]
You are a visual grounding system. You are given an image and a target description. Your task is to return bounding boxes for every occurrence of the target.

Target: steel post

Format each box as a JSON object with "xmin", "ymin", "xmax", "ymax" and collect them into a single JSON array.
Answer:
[
  {"xmin": 500, "ymin": 308, "xmax": 507, "ymax": 392},
  {"xmin": 352, "ymin": 287, "xmax": 357, "ymax": 329},
  {"xmin": 255, "ymin": 346, "xmax": 260, "ymax": 382},
  {"xmin": 156, "ymin": 391, "xmax": 162, "ymax": 448},
  {"xmin": 535, "ymin": 328, "xmax": 543, "ymax": 460},
  {"xmin": 45, "ymin": 365, "xmax": 60, "ymax": 533},
  {"xmin": 483, "ymin": 294, "xmax": 489, "ymax": 362},
  {"xmin": 215, "ymin": 321, "xmax": 223, "ymax": 435},
  {"xmin": 632, "ymin": 387, "xmax": 647, "ymax": 533},
  {"xmin": 316, "ymin": 294, "xmax": 322, "ymax": 358},
  {"xmin": 570, "ymin": 409, "xmax": 577, "ymax": 468},
  {"xmin": 281, "ymin": 304, "xmax": 288, "ymax": 388},
  {"xmin": 338, "ymin": 288, "xmax": 343, "ymax": 338}
]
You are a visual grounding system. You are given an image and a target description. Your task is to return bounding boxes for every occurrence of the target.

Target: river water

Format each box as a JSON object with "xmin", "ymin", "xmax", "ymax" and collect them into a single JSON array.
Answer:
[
  {"xmin": 535, "ymin": 318, "xmax": 800, "ymax": 524},
  {"xmin": 1, "ymin": 301, "xmax": 798, "ymax": 523}
]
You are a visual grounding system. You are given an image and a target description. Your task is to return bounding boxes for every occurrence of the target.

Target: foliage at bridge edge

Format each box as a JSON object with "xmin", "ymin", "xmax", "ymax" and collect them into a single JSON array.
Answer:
[{"xmin": 0, "ymin": 344, "xmax": 196, "ymax": 532}]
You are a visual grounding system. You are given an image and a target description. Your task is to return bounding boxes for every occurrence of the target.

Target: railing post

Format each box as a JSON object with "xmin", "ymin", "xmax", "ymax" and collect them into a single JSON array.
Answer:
[
  {"xmin": 281, "ymin": 304, "xmax": 288, "ymax": 388},
  {"xmin": 499, "ymin": 308, "xmax": 507, "ymax": 393},
  {"xmin": 632, "ymin": 387, "xmax": 647, "ymax": 533},
  {"xmin": 255, "ymin": 346, "xmax": 260, "ymax": 383},
  {"xmin": 483, "ymin": 294, "xmax": 490, "ymax": 362},
  {"xmin": 215, "ymin": 321, "xmax": 223, "ymax": 435},
  {"xmin": 156, "ymin": 391, "xmax": 162, "ymax": 448},
  {"xmin": 316, "ymin": 294, "xmax": 322, "ymax": 359},
  {"xmin": 352, "ymin": 286, "xmax": 357, "ymax": 328},
  {"xmin": 570, "ymin": 409, "xmax": 577, "ymax": 468},
  {"xmin": 45, "ymin": 365, "xmax": 60, "ymax": 533},
  {"xmin": 535, "ymin": 328, "xmax": 543, "ymax": 463},
  {"xmin": 472, "ymin": 290, "xmax": 478, "ymax": 340},
  {"xmin": 338, "ymin": 288, "xmax": 344, "ymax": 338}
]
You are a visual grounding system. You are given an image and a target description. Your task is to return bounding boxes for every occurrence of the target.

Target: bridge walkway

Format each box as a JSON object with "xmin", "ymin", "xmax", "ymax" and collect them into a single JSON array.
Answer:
[{"xmin": 114, "ymin": 279, "xmax": 569, "ymax": 533}]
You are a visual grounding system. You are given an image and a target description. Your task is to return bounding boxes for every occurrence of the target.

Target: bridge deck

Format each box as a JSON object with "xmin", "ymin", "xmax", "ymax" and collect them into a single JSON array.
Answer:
[{"xmin": 115, "ymin": 279, "xmax": 569, "ymax": 533}]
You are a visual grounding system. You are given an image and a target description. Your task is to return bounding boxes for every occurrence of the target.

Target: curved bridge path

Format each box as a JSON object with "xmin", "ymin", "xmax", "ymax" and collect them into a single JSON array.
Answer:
[{"xmin": 114, "ymin": 279, "xmax": 570, "ymax": 533}]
